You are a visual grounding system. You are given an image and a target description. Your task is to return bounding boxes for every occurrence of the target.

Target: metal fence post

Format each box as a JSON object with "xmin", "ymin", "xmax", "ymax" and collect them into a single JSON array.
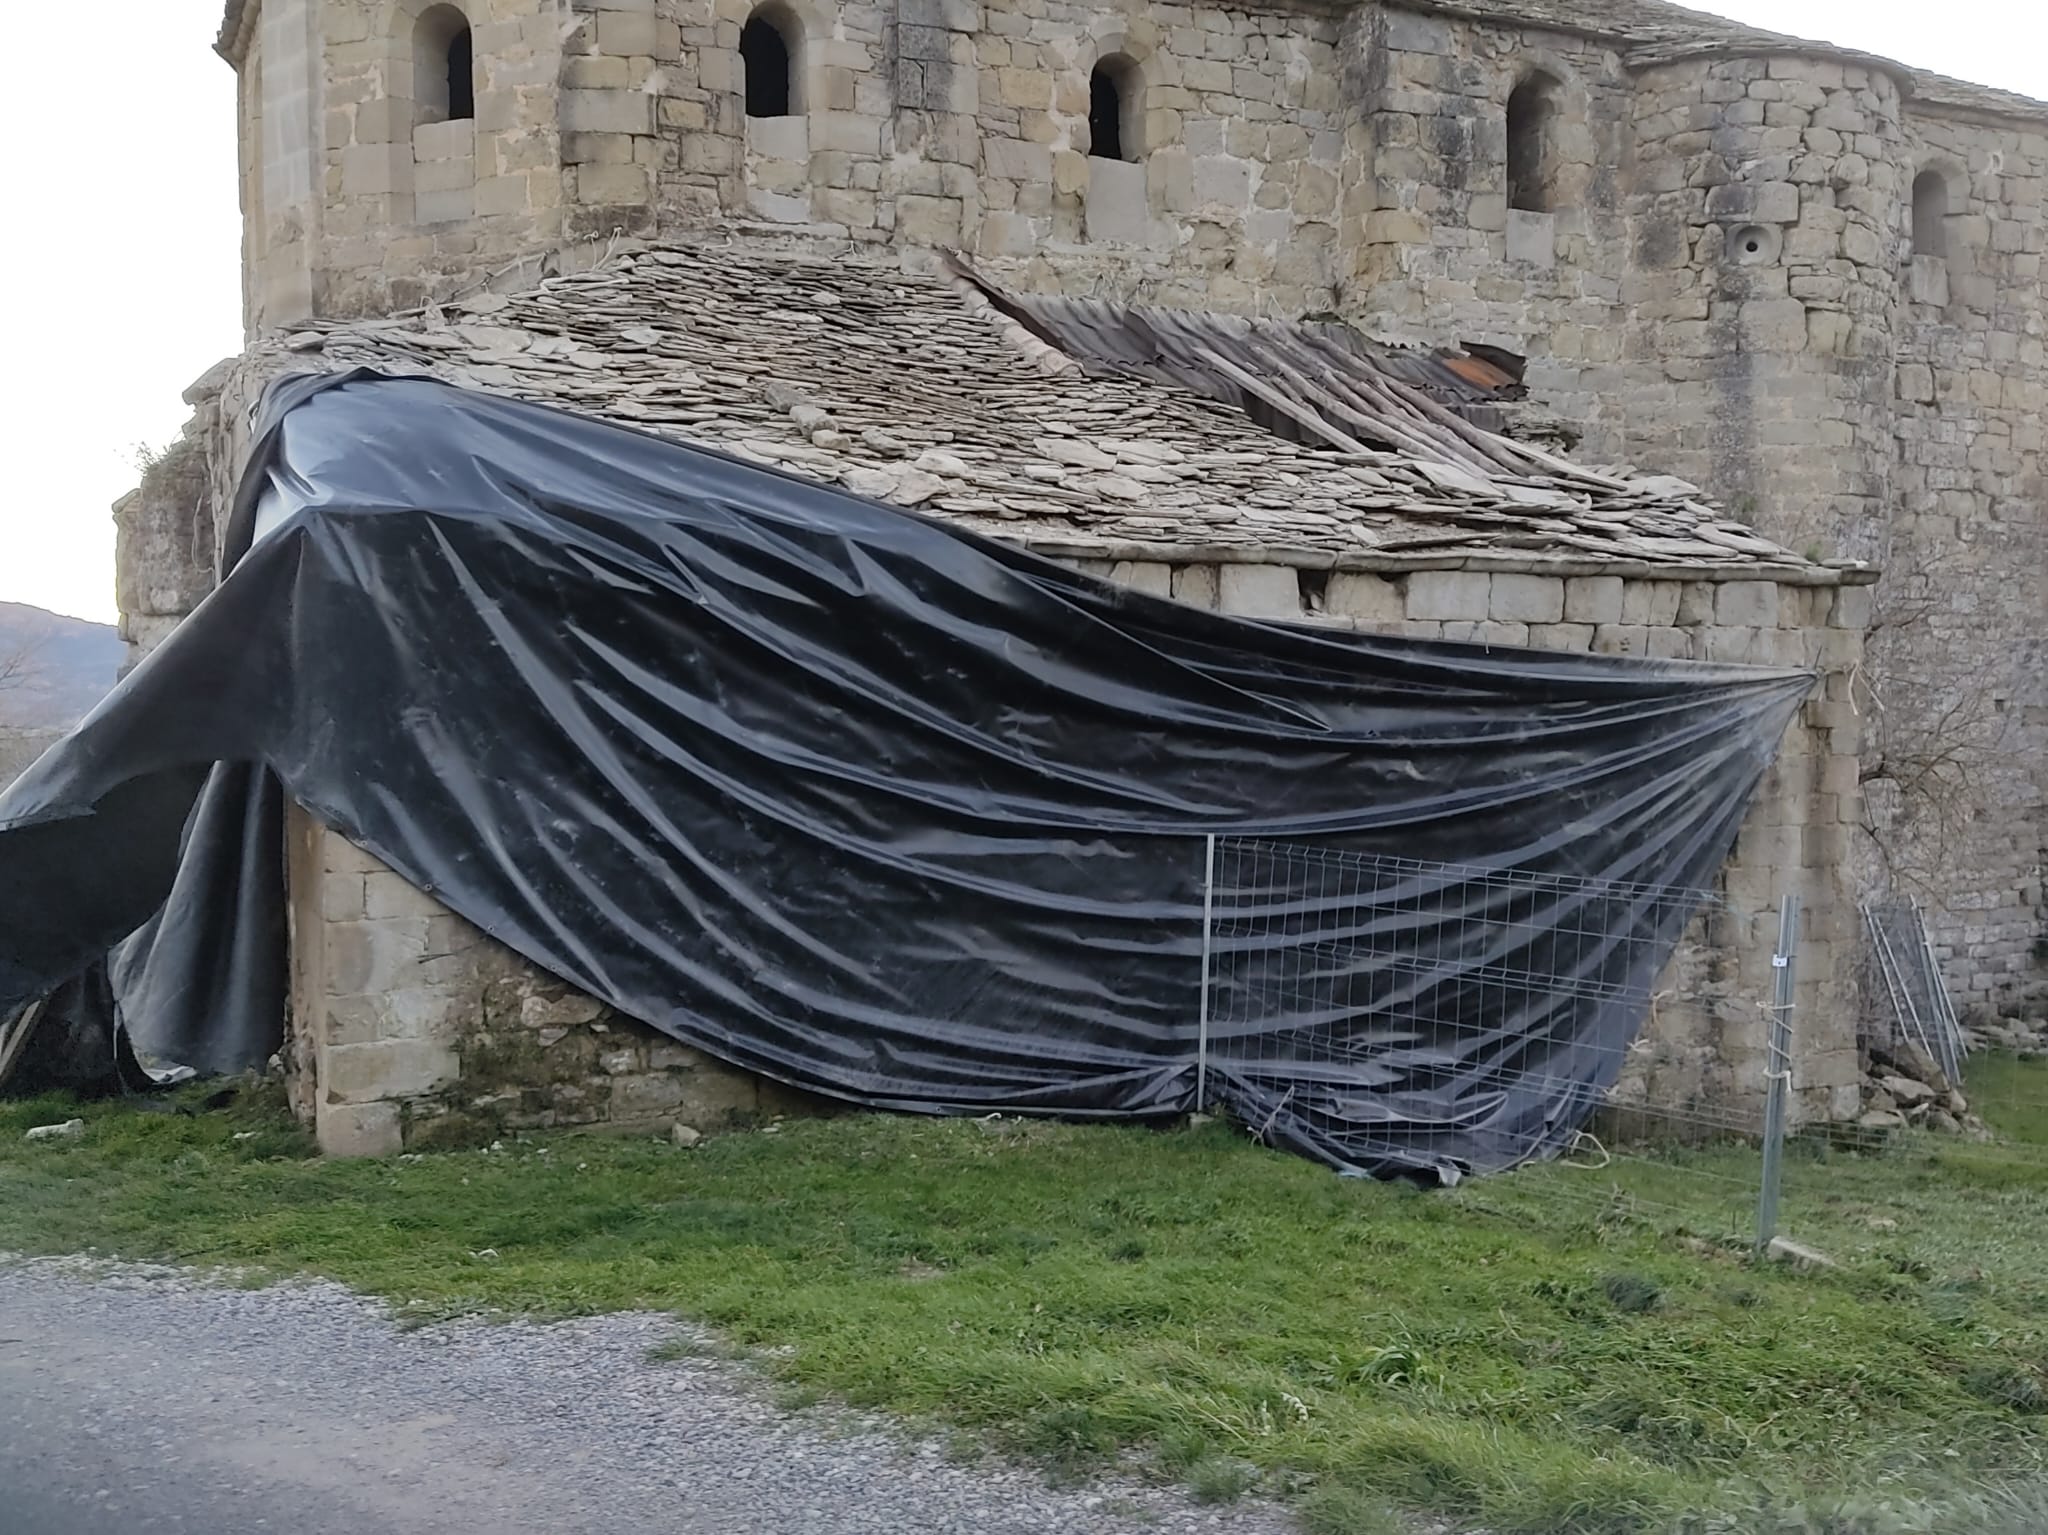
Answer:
[
  {"xmin": 1196, "ymin": 833, "xmax": 1217, "ymax": 1113},
  {"xmin": 1755, "ymin": 890, "xmax": 1800, "ymax": 1256}
]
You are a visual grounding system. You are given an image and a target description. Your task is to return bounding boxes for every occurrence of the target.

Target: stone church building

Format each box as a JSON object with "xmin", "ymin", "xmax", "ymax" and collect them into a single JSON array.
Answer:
[{"xmin": 113, "ymin": 0, "xmax": 2043, "ymax": 1151}]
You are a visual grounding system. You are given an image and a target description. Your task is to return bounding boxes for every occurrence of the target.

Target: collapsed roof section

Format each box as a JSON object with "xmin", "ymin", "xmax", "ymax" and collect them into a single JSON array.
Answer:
[
  {"xmin": 942, "ymin": 255, "xmax": 1538, "ymax": 448},
  {"xmin": 249, "ymin": 243, "xmax": 1804, "ymax": 569}
]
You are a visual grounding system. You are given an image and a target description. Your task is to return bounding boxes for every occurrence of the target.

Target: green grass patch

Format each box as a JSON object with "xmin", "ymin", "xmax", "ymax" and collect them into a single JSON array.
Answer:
[
  {"xmin": 1963, "ymin": 1050, "xmax": 2048, "ymax": 1145},
  {"xmin": 5, "ymin": 1076, "xmax": 2048, "ymax": 1533}
]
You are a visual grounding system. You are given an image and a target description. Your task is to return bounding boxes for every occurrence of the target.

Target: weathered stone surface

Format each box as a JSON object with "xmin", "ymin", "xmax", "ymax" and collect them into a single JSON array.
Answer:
[
  {"xmin": 1405, "ymin": 572, "xmax": 1490, "ymax": 622},
  {"xmin": 1171, "ymin": 564, "xmax": 1219, "ymax": 611},
  {"xmin": 1714, "ymin": 581, "xmax": 1781, "ymax": 629},
  {"xmin": 1504, "ymin": 209, "xmax": 1555, "ymax": 268},
  {"xmin": 1564, "ymin": 576, "xmax": 1624, "ymax": 626},
  {"xmin": 1326, "ymin": 572, "xmax": 1404, "ymax": 624},
  {"xmin": 287, "ymin": 815, "xmax": 787, "ymax": 1155},
  {"xmin": 1107, "ymin": 560, "xmax": 1173, "ymax": 598},
  {"xmin": 1489, "ymin": 573, "xmax": 1565, "ymax": 624},
  {"xmin": 114, "ymin": 433, "xmax": 214, "ymax": 630},
  {"xmin": 323, "ymin": 1040, "xmax": 462, "ymax": 1104},
  {"xmin": 1879, "ymin": 1074, "xmax": 1936, "ymax": 1108},
  {"xmin": 521, "ymin": 992, "xmax": 606, "ymax": 1029},
  {"xmin": 1217, "ymin": 564, "xmax": 1301, "ymax": 618},
  {"xmin": 314, "ymin": 1100, "xmax": 403, "ymax": 1158}
]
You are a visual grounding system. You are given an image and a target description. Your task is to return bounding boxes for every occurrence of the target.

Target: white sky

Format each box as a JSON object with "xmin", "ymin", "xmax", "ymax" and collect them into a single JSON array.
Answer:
[{"xmin": 1, "ymin": 0, "xmax": 2042, "ymax": 624}]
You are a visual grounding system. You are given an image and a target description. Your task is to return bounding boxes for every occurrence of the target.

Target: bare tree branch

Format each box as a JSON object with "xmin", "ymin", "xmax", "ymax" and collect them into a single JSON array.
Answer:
[
  {"xmin": 0, "ymin": 635, "xmax": 43, "ymax": 693},
  {"xmin": 1852, "ymin": 545, "xmax": 2018, "ymax": 905}
]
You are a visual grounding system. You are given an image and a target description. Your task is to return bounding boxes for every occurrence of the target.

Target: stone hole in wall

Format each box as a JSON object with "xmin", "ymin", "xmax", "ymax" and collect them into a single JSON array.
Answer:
[
  {"xmin": 1297, "ymin": 567, "xmax": 1330, "ymax": 615},
  {"xmin": 1731, "ymin": 224, "xmax": 1781, "ymax": 266},
  {"xmin": 414, "ymin": 4, "xmax": 475, "ymax": 123},
  {"xmin": 1912, "ymin": 170, "xmax": 1949, "ymax": 262},
  {"xmin": 742, "ymin": 6, "xmax": 802, "ymax": 119},
  {"xmin": 1089, "ymin": 55, "xmax": 1141, "ymax": 162}
]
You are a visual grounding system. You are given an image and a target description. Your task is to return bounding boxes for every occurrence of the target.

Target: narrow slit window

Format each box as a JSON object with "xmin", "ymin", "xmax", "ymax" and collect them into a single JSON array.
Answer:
[
  {"xmin": 1506, "ymin": 73, "xmax": 1562, "ymax": 213},
  {"xmin": 447, "ymin": 27, "xmax": 474, "ymax": 120},
  {"xmin": 1090, "ymin": 56, "xmax": 1139, "ymax": 162},
  {"xmin": 414, "ymin": 5, "xmax": 475, "ymax": 124},
  {"xmin": 742, "ymin": 11, "xmax": 797, "ymax": 118},
  {"xmin": 1912, "ymin": 170, "xmax": 1948, "ymax": 261}
]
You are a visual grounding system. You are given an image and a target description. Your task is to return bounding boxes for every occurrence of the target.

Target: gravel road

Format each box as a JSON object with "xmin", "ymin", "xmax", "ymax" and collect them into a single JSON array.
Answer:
[{"xmin": 0, "ymin": 1257, "xmax": 1298, "ymax": 1535}]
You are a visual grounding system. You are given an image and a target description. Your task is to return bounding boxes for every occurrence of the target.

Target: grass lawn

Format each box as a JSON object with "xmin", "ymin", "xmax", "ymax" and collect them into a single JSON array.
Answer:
[
  {"xmin": 1961, "ymin": 1049, "xmax": 2048, "ymax": 1146},
  {"xmin": 4, "ymin": 1076, "xmax": 2048, "ymax": 1535}
]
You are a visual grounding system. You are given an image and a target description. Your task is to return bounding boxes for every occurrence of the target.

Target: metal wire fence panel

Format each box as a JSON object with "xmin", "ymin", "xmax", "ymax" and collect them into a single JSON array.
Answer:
[
  {"xmin": 1185, "ymin": 835, "xmax": 2048, "ymax": 1266},
  {"xmin": 1864, "ymin": 899, "xmax": 1967, "ymax": 1083},
  {"xmin": 1201, "ymin": 838, "xmax": 1723, "ymax": 1183}
]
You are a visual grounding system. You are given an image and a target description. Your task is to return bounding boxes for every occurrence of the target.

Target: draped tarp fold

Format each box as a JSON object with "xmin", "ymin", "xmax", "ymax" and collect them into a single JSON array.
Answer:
[{"xmin": 0, "ymin": 373, "xmax": 1810, "ymax": 1178}]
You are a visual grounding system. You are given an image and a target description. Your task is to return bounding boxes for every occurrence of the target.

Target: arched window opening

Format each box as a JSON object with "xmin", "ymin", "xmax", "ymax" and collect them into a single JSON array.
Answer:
[
  {"xmin": 742, "ymin": 9, "xmax": 800, "ymax": 118},
  {"xmin": 1506, "ymin": 73, "xmax": 1562, "ymax": 213},
  {"xmin": 414, "ymin": 4, "xmax": 475, "ymax": 124},
  {"xmin": 1912, "ymin": 170, "xmax": 1948, "ymax": 261},
  {"xmin": 1089, "ymin": 55, "xmax": 1139, "ymax": 162},
  {"xmin": 447, "ymin": 28, "xmax": 474, "ymax": 119}
]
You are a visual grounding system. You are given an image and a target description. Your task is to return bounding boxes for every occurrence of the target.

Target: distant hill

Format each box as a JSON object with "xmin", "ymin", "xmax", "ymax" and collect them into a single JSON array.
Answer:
[{"xmin": 0, "ymin": 601, "xmax": 123, "ymax": 731}]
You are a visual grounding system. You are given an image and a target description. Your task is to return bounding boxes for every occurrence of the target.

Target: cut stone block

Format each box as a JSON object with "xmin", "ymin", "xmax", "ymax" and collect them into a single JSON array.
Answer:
[
  {"xmin": 1714, "ymin": 580, "xmax": 1780, "ymax": 629},
  {"xmin": 316, "ymin": 1099, "xmax": 403, "ymax": 1158},
  {"xmin": 1489, "ymin": 573, "xmax": 1565, "ymax": 623},
  {"xmin": 1217, "ymin": 563, "xmax": 1302, "ymax": 617},
  {"xmin": 1564, "ymin": 575, "xmax": 1624, "ymax": 625},
  {"xmin": 1406, "ymin": 570, "xmax": 1491, "ymax": 622},
  {"xmin": 1171, "ymin": 565, "xmax": 1220, "ymax": 610},
  {"xmin": 1505, "ymin": 209, "xmax": 1555, "ymax": 268},
  {"xmin": 1085, "ymin": 157, "xmax": 1148, "ymax": 244},
  {"xmin": 1108, "ymin": 560, "xmax": 1173, "ymax": 597},
  {"xmin": 745, "ymin": 113, "xmax": 808, "ymax": 162},
  {"xmin": 1325, "ymin": 571, "xmax": 1404, "ymax": 623}
]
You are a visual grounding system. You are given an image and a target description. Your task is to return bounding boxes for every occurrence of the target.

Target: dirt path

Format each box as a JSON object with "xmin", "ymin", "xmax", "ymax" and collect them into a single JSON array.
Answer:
[{"xmin": 0, "ymin": 1257, "xmax": 1297, "ymax": 1535}]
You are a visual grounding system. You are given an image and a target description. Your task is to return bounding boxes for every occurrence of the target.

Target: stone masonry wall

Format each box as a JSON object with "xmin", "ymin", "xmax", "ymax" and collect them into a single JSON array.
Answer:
[
  {"xmin": 111, "ymin": 430, "xmax": 217, "ymax": 674},
  {"xmin": 1326, "ymin": 27, "xmax": 2038, "ymax": 1008},
  {"xmin": 1620, "ymin": 55, "xmax": 1903, "ymax": 569},
  {"xmin": 245, "ymin": 0, "xmax": 573, "ymax": 326},
  {"xmin": 1877, "ymin": 105, "xmax": 2048, "ymax": 1005},
  {"xmin": 240, "ymin": 0, "xmax": 1359, "ymax": 325},
  {"xmin": 561, "ymin": 0, "xmax": 1352, "ymax": 313},
  {"xmin": 1338, "ymin": 7, "xmax": 1635, "ymax": 451},
  {"xmin": 286, "ymin": 806, "xmax": 806, "ymax": 1154}
]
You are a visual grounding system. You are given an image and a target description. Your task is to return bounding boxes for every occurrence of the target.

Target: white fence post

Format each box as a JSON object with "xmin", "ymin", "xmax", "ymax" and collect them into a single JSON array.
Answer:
[
  {"xmin": 1755, "ymin": 890, "xmax": 1800, "ymax": 1255},
  {"xmin": 1196, "ymin": 833, "xmax": 1217, "ymax": 1113}
]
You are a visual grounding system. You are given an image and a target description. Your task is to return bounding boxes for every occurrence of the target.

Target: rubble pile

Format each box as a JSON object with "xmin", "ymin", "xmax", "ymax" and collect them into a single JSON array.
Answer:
[
  {"xmin": 1961, "ymin": 1008, "xmax": 2048, "ymax": 1055},
  {"xmin": 1858, "ymin": 1038, "xmax": 1993, "ymax": 1138}
]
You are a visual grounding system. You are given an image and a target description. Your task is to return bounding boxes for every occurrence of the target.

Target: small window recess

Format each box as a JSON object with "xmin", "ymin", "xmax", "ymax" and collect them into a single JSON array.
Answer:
[
  {"xmin": 1089, "ymin": 55, "xmax": 1141, "ymax": 162},
  {"xmin": 414, "ymin": 5, "xmax": 475, "ymax": 124},
  {"xmin": 742, "ymin": 7, "xmax": 802, "ymax": 119},
  {"xmin": 1911, "ymin": 169, "xmax": 1948, "ymax": 263},
  {"xmin": 1505, "ymin": 72, "xmax": 1563, "ymax": 214}
]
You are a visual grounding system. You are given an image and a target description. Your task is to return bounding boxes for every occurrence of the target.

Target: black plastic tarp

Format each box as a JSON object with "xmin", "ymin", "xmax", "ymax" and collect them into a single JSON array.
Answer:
[{"xmin": 0, "ymin": 372, "xmax": 1811, "ymax": 1179}]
